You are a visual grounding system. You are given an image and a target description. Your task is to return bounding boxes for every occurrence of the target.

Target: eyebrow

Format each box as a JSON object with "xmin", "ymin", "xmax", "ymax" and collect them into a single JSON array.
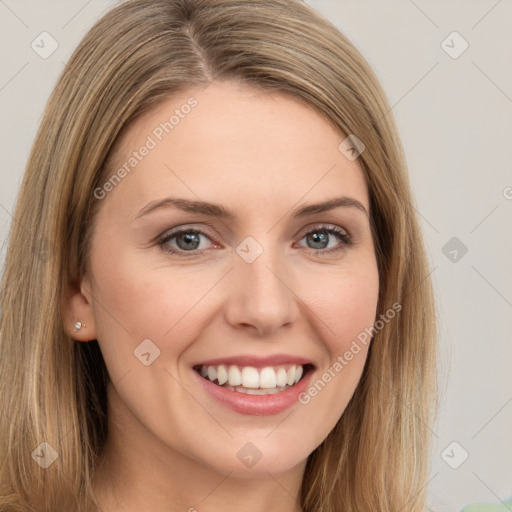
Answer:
[{"xmin": 135, "ymin": 195, "xmax": 369, "ymax": 220}]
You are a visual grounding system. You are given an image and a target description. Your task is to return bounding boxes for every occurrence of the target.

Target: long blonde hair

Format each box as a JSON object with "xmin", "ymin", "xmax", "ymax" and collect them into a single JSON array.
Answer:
[{"xmin": 0, "ymin": 0, "xmax": 438, "ymax": 510}]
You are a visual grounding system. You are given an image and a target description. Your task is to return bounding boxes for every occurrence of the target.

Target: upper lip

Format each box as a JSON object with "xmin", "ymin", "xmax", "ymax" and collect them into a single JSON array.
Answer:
[{"xmin": 193, "ymin": 353, "xmax": 314, "ymax": 368}]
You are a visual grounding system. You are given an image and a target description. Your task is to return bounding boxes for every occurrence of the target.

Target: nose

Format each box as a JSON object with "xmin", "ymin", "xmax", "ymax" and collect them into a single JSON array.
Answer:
[{"xmin": 223, "ymin": 242, "xmax": 300, "ymax": 336}]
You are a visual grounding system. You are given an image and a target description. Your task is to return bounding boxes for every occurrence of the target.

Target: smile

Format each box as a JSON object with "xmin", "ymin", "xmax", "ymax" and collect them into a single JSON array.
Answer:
[
  {"xmin": 192, "ymin": 356, "xmax": 315, "ymax": 415},
  {"xmin": 195, "ymin": 363, "xmax": 310, "ymax": 395}
]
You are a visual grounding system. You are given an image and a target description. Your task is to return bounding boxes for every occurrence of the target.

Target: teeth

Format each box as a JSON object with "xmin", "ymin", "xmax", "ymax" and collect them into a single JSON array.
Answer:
[
  {"xmin": 235, "ymin": 387, "xmax": 282, "ymax": 395},
  {"xmin": 217, "ymin": 365, "xmax": 228, "ymax": 385},
  {"xmin": 198, "ymin": 363, "xmax": 306, "ymax": 390},
  {"xmin": 286, "ymin": 366, "xmax": 296, "ymax": 386},
  {"xmin": 207, "ymin": 366, "xmax": 217, "ymax": 382},
  {"xmin": 228, "ymin": 365, "xmax": 242, "ymax": 386},
  {"xmin": 294, "ymin": 365, "xmax": 303, "ymax": 384},
  {"xmin": 241, "ymin": 367, "xmax": 260, "ymax": 388},
  {"xmin": 222, "ymin": 384, "xmax": 290, "ymax": 395},
  {"xmin": 276, "ymin": 368, "xmax": 287, "ymax": 387},
  {"xmin": 259, "ymin": 367, "xmax": 277, "ymax": 388}
]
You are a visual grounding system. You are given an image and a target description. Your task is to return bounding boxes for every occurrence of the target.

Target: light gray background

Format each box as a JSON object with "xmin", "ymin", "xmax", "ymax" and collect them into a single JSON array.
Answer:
[{"xmin": 0, "ymin": 1, "xmax": 511, "ymax": 510}]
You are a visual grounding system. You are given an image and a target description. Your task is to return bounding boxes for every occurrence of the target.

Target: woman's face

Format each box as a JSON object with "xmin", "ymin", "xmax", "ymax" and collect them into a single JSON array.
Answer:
[{"xmin": 79, "ymin": 80, "xmax": 379, "ymax": 479}]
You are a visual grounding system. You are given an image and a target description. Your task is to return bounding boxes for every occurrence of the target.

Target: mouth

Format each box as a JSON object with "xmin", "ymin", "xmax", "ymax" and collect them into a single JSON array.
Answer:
[{"xmin": 193, "ymin": 362, "xmax": 314, "ymax": 395}]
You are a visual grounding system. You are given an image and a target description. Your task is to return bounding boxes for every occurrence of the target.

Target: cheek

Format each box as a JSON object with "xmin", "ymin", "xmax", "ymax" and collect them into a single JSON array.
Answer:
[
  {"xmin": 298, "ymin": 262, "xmax": 379, "ymax": 409},
  {"xmin": 334, "ymin": 278, "xmax": 378, "ymax": 347},
  {"xmin": 307, "ymin": 263, "xmax": 379, "ymax": 353},
  {"xmin": 87, "ymin": 244, "xmax": 203, "ymax": 378},
  {"xmin": 88, "ymin": 243, "xmax": 237, "ymax": 383},
  {"xmin": 90, "ymin": 233, "xmax": 200, "ymax": 328}
]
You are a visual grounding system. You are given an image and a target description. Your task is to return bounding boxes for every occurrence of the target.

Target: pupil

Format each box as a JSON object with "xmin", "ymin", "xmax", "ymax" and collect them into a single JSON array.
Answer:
[
  {"xmin": 308, "ymin": 231, "xmax": 328, "ymax": 249},
  {"xmin": 178, "ymin": 232, "xmax": 200, "ymax": 250}
]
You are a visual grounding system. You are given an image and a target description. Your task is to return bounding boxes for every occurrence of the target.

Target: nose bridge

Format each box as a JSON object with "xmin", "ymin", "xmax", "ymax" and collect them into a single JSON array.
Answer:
[
  {"xmin": 243, "ymin": 243, "xmax": 285, "ymax": 297},
  {"xmin": 225, "ymin": 233, "xmax": 298, "ymax": 334}
]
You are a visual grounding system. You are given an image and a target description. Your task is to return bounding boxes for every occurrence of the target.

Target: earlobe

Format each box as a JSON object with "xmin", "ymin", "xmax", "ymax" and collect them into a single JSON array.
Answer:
[
  {"xmin": 61, "ymin": 278, "xmax": 97, "ymax": 341},
  {"xmin": 73, "ymin": 320, "xmax": 87, "ymax": 334}
]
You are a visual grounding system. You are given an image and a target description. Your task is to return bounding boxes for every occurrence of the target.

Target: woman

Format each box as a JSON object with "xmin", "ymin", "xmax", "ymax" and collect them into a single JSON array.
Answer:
[{"xmin": 0, "ymin": 0, "xmax": 438, "ymax": 510}]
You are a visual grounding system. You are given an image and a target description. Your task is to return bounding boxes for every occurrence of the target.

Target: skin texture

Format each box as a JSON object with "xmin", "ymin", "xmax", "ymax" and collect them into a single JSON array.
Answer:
[{"xmin": 63, "ymin": 80, "xmax": 379, "ymax": 512}]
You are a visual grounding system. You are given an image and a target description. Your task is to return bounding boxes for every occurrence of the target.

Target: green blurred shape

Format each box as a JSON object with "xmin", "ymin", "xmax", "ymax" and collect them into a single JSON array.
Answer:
[{"xmin": 461, "ymin": 498, "xmax": 512, "ymax": 512}]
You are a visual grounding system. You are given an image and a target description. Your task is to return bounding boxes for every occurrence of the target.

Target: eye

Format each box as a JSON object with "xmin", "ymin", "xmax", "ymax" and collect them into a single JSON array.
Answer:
[
  {"xmin": 159, "ymin": 228, "xmax": 216, "ymax": 256},
  {"xmin": 158, "ymin": 224, "xmax": 353, "ymax": 257},
  {"xmin": 296, "ymin": 224, "xmax": 353, "ymax": 254}
]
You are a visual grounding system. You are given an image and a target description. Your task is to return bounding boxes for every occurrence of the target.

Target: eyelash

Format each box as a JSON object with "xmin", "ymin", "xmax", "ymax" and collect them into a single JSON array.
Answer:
[{"xmin": 157, "ymin": 224, "xmax": 354, "ymax": 257}]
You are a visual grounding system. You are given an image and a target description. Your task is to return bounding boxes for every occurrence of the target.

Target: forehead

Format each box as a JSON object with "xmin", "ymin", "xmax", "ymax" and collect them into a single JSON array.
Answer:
[{"xmin": 102, "ymin": 80, "xmax": 369, "ymax": 219}]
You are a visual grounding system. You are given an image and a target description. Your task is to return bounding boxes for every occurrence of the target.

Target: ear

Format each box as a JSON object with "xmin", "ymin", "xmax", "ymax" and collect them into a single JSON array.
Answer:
[{"xmin": 61, "ymin": 276, "xmax": 97, "ymax": 342}]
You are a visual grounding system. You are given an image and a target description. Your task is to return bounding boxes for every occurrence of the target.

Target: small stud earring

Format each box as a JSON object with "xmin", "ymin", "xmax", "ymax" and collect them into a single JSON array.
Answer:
[{"xmin": 73, "ymin": 321, "xmax": 86, "ymax": 333}]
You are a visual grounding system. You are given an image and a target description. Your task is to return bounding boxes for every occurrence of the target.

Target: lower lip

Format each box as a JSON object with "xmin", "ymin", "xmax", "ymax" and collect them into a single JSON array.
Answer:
[{"xmin": 194, "ymin": 368, "xmax": 313, "ymax": 416}]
